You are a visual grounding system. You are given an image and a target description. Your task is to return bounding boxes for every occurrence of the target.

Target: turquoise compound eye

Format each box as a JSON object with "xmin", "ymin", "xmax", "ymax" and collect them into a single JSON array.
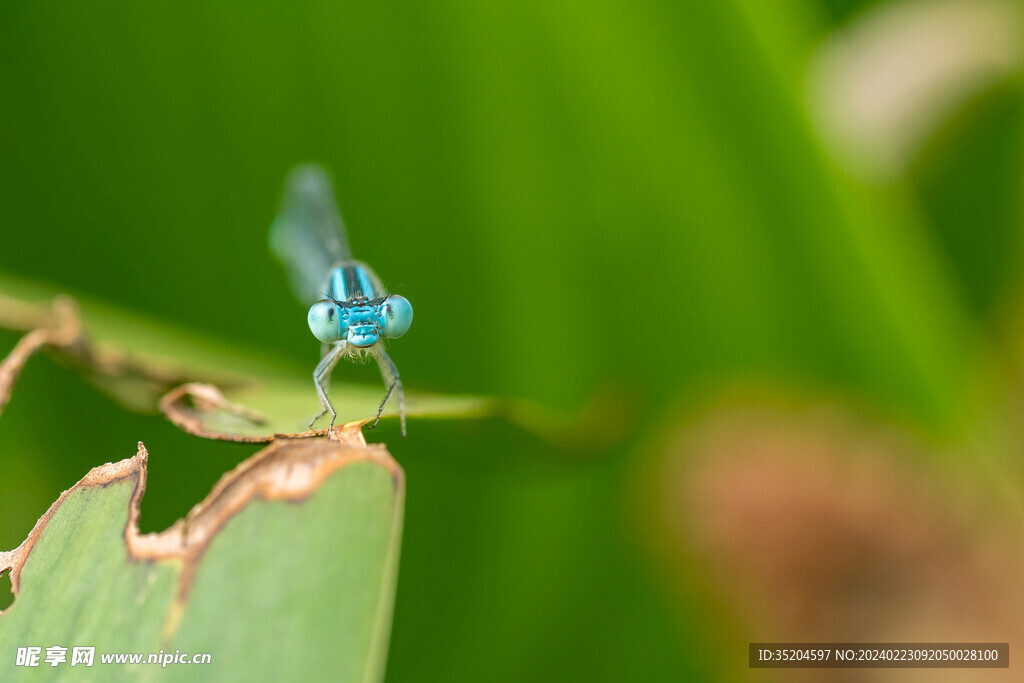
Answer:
[
  {"xmin": 382, "ymin": 295, "xmax": 413, "ymax": 338},
  {"xmin": 307, "ymin": 300, "xmax": 343, "ymax": 343}
]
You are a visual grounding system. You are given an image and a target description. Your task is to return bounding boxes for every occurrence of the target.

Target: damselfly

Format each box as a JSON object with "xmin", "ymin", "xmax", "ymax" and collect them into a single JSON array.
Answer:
[{"xmin": 270, "ymin": 165, "xmax": 413, "ymax": 436}]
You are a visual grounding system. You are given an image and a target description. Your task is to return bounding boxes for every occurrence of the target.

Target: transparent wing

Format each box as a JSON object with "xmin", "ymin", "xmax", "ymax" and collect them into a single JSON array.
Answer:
[{"xmin": 269, "ymin": 163, "xmax": 353, "ymax": 303}]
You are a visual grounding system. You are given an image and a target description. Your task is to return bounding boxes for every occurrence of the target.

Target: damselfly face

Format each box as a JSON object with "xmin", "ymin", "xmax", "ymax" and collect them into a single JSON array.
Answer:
[
  {"xmin": 307, "ymin": 294, "xmax": 414, "ymax": 348},
  {"xmin": 342, "ymin": 304, "xmax": 383, "ymax": 348}
]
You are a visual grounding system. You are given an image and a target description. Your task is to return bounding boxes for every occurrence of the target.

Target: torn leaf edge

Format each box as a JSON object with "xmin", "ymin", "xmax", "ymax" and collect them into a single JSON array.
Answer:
[{"xmin": 0, "ymin": 436, "xmax": 404, "ymax": 647}]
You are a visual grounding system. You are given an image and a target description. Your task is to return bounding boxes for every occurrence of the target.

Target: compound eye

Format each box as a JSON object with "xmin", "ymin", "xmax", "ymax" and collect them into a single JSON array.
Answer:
[
  {"xmin": 382, "ymin": 295, "xmax": 413, "ymax": 338},
  {"xmin": 307, "ymin": 300, "xmax": 343, "ymax": 343}
]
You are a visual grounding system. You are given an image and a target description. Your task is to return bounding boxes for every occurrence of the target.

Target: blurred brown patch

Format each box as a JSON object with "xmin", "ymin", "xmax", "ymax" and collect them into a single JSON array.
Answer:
[{"xmin": 654, "ymin": 405, "xmax": 1024, "ymax": 681}]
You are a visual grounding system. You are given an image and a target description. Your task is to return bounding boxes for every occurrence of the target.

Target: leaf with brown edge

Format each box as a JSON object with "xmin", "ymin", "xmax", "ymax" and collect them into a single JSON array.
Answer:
[
  {"xmin": 0, "ymin": 271, "xmax": 494, "ymax": 438},
  {"xmin": 0, "ymin": 438, "xmax": 404, "ymax": 682},
  {"xmin": 0, "ymin": 295, "xmax": 83, "ymax": 418},
  {"xmin": 160, "ymin": 381, "xmax": 495, "ymax": 442}
]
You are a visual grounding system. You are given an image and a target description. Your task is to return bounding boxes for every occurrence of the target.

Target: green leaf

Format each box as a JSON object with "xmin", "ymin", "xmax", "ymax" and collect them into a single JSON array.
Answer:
[
  {"xmin": 0, "ymin": 440, "xmax": 403, "ymax": 681},
  {"xmin": 0, "ymin": 272, "xmax": 493, "ymax": 439}
]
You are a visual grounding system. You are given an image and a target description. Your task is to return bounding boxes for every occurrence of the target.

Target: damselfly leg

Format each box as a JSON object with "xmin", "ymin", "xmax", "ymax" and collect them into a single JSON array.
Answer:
[
  {"xmin": 372, "ymin": 348, "xmax": 405, "ymax": 437},
  {"xmin": 311, "ymin": 342, "xmax": 348, "ymax": 430}
]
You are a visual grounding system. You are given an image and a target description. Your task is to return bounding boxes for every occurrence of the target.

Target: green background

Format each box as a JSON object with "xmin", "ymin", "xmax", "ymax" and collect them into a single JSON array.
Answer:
[{"xmin": 1, "ymin": 0, "xmax": 1021, "ymax": 680}]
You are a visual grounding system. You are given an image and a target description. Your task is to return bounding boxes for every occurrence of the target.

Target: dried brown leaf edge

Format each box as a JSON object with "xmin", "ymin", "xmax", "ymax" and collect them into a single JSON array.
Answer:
[{"xmin": 0, "ymin": 433, "xmax": 403, "ymax": 637}]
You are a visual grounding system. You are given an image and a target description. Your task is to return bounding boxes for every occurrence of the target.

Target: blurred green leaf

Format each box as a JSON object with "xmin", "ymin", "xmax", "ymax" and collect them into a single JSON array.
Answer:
[{"xmin": 912, "ymin": 81, "xmax": 1024, "ymax": 319}]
